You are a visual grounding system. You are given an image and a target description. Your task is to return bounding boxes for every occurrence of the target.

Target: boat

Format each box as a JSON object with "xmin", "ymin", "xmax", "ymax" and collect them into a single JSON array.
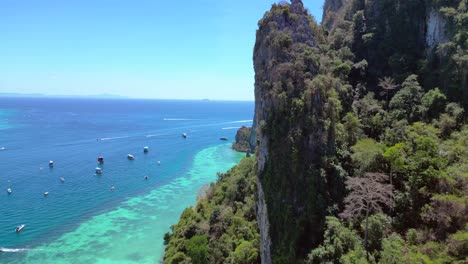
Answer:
[
  {"xmin": 157, "ymin": 161, "xmax": 161, "ymax": 166},
  {"xmin": 49, "ymin": 160, "xmax": 54, "ymax": 168},
  {"xmin": 97, "ymin": 155, "xmax": 104, "ymax": 164},
  {"xmin": 96, "ymin": 167, "xmax": 102, "ymax": 174},
  {"xmin": 15, "ymin": 225, "xmax": 25, "ymax": 233},
  {"xmin": 60, "ymin": 177, "xmax": 65, "ymax": 183},
  {"xmin": 182, "ymin": 133, "xmax": 187, "ymax": 138},
  {"xmin": 43, "ymin": 192, "xmax": 49, "ymax": 196},
  {"xmin": 144, "ymin": 175, "xmax": 149, "ymax": 180},
  {"xmin": 7, "ymin": 188, "xmax": 12, "ymax": 194},
  {"xmin": 220, "ymin": 137, "xmax": 228, "ymax": 141},
  {"xmin": 144, "ymin": 146, "xmax": 149, "ymax": 153},
  {"xmin": 110, "ymin": 186, "xmax": 115, "ymax": 191},
  {"xmin": 127, "ymin": 154, "xmax": 135, "ymax": 160}
]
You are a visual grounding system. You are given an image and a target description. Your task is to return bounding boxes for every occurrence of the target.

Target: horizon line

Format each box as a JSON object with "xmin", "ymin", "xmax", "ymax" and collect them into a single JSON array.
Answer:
[{"xmin": 0, "ymin": 93, "xmax": 255, "ymax": 102}]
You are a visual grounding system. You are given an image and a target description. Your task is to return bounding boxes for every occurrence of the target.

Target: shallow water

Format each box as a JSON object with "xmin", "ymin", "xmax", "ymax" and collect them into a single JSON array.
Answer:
[{"xmin": 0, "ymin": 97, "xmax": 252, "ymax": 263}]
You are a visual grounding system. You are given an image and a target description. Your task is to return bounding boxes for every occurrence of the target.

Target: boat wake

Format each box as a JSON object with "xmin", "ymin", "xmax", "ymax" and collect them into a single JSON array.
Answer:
[
  {"xmin": 163, "ymin": 118, "xmax": 197, "ymax": 121},
  {"xmin": 223, "ymin": 120, "xmax": 253, "ymax": 124},
  {"xmin": 221, "ymin": 127, "xmax": 240, "ymax": 130},
  {"xmin": 0, "ymin": 247, "xmax": 30, "ymax": 253},
  {"xmin": 100, "ymin": 136, "xmax": 130, "ymax": 141},
  {"xmin": 146, "ymin": 134, "xmax": 168, "ymax": 138}
]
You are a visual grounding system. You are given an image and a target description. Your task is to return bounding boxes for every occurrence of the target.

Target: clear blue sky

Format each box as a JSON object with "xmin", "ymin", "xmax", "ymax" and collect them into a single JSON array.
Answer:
[{"xmin": 0, "ymin": 0, "xmax": 324, "ymax": 100}]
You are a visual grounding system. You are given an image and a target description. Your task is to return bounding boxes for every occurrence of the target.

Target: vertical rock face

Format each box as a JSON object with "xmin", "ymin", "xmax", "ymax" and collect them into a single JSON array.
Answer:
[
  {"xmin": 255, "ymin": 175, "xmax": 272, "ymax": 264},
  {"xmin": 426, "ymin": 8, "xmax": 447, "ymax": 51},
  {"xmin": 322, "ymin": 0, "xmax": 348, "ymax": 30},
  {"xmin": 232, "ymin": 126, "xmax": 253, "ymax": 153},
  {"xmin": 252, "ymin": 1, "xmax": 342, "ymax": 262}
]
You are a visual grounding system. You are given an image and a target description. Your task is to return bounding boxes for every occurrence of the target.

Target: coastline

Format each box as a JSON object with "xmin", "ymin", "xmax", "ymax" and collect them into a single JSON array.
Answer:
[{"xmin": 18, "ymin": 143, "xmax": 244, "ymax": 264}]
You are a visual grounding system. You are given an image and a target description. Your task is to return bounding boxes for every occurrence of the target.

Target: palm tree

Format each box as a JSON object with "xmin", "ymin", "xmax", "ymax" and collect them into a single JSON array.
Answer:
[{"xmin": 378, "ymin": 77, "xmax": 399, "ymax": 110}]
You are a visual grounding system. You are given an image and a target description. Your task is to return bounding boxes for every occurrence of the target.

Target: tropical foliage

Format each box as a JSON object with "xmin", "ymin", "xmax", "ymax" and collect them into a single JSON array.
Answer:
[
  {"xmin": 164, "ymin": 0, "xmax": 467, "ymax": 263},
  {"xmin": 163, "ymin": 158, "xmax": 260, "ymax": 264}
]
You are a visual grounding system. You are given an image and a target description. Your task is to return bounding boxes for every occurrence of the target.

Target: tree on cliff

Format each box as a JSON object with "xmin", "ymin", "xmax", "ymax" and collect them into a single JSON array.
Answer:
[
  {"xmin": 378, "ymin": 76, "xmax": 399, "ymax": 110},
  {"xmin": 340, "ymin": 173, "xmax": 393, "ymax": 254}
]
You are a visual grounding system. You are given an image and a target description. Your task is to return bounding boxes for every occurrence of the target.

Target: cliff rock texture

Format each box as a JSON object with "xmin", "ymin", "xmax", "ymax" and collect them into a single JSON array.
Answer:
[
  {"xmin": 232, "ymin": 126, "xmax": 253, "ymax": 153},
  {"xmin": 163, "ymin": 0, "xmax": 467, "ymax": 263},
  {"xmin": 322, "ymin": 0, "xmax": 466, "ymax": 106},
  {"xmin": 321, "ymin": 0, "xmax": 348, "ymax": 30},
  {"xmin": 251, "ymin": 0, "xmax": 466, "ymax": 262},
  {"xmin": 253, "ymin": 1, "xmax": 345, "ymax": 262}
]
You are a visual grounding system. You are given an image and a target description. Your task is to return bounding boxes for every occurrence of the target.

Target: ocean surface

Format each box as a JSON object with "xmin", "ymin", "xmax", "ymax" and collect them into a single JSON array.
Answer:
[{"xmin": 0, "ymin": 97, "xmax": 253, "ymax": 263}]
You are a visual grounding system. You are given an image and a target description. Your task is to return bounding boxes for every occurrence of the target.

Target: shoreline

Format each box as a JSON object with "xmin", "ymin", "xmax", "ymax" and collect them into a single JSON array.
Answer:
[{"xmin": 20, "ymin": 143, "xmax": 244, "ymax": 264}]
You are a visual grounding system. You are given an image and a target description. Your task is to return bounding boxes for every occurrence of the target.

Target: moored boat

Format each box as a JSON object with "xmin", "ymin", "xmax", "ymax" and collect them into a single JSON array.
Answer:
[
  {"xmin": 144, "ymin": 146, "xmax": 149, "ymax": 153},
  {"xmin": 127, "ymin": 154, "xmax": 135, "ymax": 160},
  {"xmin": 182, "ymin": 133, "xmax": 187, "ymax": 138},
  {"xmin": 49, "ymin": 160, "xmax": 54, "ymax": 168},
  {"xmin": 15, "ymin": 224, "xmax": 25, "ymax": 233},
  {"xmin": 96, "ymin": 167, "xmax": 102, "ymax": 174},
  {"xmin": 7, "ymin": 188, "xmax": 12, "ymax": 194},
  {"xmin": 43, "ymin": 192, "xmax": 49, "ymax": 196},
  {"xmin": 97, "ymin": 155, "xmax": 104, "ymax": 164},
  {"xmin": 60, "ymin": 177, "xmax": 65, "ymax": 182},
  {"xmin": 220, "ymin": 137, "xmax": 228, "ymax": 141}
]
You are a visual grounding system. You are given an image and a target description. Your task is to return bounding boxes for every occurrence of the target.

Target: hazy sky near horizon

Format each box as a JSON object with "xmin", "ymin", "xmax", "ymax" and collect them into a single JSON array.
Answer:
[{"xmin": 1, "ymin": 1, "xmax": 324, "ymax": 100}]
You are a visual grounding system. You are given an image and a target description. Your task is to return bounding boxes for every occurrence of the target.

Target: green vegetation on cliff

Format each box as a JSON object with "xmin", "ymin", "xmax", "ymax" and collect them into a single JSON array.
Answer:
[
  {"xmin": 252, "ymin": 0, "xmax": 467, "ymax": 262},
  {"xmin": 164, "ymin": 0, "xmax": 467, "ymax": 263},
  {"xmin": 232, "ymin": 126, "xmax": 253, "ymax": 153},
  {"xmin": 163, "ymin": 158, "xmax": 260, "ymax": 264}
]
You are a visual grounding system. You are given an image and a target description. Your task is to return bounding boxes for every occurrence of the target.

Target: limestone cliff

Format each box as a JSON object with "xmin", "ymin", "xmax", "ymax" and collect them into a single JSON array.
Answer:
[
  {"xmin": 321, "ymin": 0, "xmax": 349, "ymax": 30},
  {"xmin": 252, "ymin": 1, "xmax": 344, "ymax": 262},
  {"xmin": 232, "ymin": 126, "xmax": 253, "ymax": 153},
  {"xmin": 320, "ymin": 0, "xmax": 465, "ymax": 102},
  {"xmin": 253, "ymin": 0, "xmax": 465, "ymax": 262},
  {"xmin": 426, "ymin": 7, "xmax": 448, "ymax": 51}
]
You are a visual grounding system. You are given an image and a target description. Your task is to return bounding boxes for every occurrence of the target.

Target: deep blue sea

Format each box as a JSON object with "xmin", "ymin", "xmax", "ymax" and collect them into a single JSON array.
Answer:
[{"xmin": 0, "ymin": 97, "xmax": 253, "ymax": 263}]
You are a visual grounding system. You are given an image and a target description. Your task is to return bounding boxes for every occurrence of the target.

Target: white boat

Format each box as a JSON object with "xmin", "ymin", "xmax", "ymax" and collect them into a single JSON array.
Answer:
[
  {"xmin": 144, "ymin": 146, "xmax": 149, "ymax": 153},
  {"xmin": 7, "ymin": 188, "xmax": 12, "ymax": 194},
  {"xmin": 49, "ymin": 160, "xmax": 54, "ymax": 168},
  {"xmin": 110, "ymin": 186, "xmax": 115, "ymax": 191},
  {"xmin": 96, "ymin": 167, "xmax": 102, "ymax": 174},
  {"xmin": 43, "ymin": 192, "xmax": 49, "ymax": 196},
  {"xmin": 182, "ymin": 133, "xmax": 187, "ymax": 138},
  {"xmin": 127, "ymin": 154, "xmax": 135, "ymax": 160},
  {"xmin": 157, "ymin": 161, "xmax": 161, "ymax": 166},
  {"xmin": 60, "ymin": 177, "xmax": 65, "ymax": 183},
  {"xmin": 15, "ymin": 224, "xmax": 25, "ymax": 233}
]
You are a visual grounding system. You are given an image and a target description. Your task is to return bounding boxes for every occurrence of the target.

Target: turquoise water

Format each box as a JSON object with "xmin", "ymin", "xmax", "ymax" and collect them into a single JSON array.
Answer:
[
  {"xmin": 0, "ymin": 98, "xmax": 252, "ymax": 263},
  {"xmin": 0, "ymin": 109, "xmax": 15, "ymax": 130},
  {"xmin": 23, "ymin": 144, "xmax": 243, "ymax": 263}
]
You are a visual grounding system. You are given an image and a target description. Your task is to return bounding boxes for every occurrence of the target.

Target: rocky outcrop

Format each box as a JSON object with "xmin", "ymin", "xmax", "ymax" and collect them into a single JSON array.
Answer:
[
  {"xmin": 252, "ymin": 1, "xmax": 342, "ymax": 262},
  {"xmin": 232, "ymin": 126, "xmax": 253, "ymax": 153},
  {"xmin": 322, "ymin": 0, "xmax": 348, "ymax": 30}
]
